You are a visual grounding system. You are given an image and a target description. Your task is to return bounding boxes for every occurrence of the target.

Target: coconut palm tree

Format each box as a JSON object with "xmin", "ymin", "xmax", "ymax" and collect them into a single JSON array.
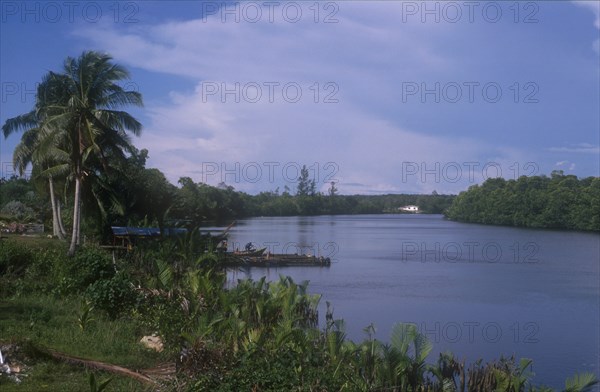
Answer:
[
  {"xmin": 3, "ymin": 52, "xmax": 143, "ymax": 254},
  {"xmin": 3, "ymin": 73, "xmax": 72, "ymax": 239},
  {"xmin": 38, "ymin": 51, "xmax": 143, "ymax": 255},
  {"xmin": 12, "ymin": 125, "xmax": 69, "ymax": 239}
]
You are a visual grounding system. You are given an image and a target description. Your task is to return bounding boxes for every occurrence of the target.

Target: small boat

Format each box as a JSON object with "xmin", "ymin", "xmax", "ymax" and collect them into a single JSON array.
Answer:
[{"xmin": 234, "ymin": 247, "xmax": 267, "ymax": 257}]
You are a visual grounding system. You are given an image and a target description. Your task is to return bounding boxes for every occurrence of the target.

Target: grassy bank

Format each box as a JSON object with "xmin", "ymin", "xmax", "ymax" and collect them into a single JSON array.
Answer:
[{"xmin": 0, "ymin": 296, "xmax": 161, "ymax": 391}]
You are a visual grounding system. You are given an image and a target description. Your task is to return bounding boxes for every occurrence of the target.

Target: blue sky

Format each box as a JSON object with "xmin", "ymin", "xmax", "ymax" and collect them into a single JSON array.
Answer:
[{"xmin": 1, "ymin": 1, "xmax": 599, "ymax": 194}]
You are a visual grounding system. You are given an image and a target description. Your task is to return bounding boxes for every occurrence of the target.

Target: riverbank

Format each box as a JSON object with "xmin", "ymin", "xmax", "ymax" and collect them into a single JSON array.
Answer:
[{"xmin": 1, "ymin": 235, "xmax": 597, "ymax": 391}]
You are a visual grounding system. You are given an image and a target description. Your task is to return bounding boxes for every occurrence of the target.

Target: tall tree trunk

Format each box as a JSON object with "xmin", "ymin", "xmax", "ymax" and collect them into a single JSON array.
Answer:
[
  {"xmin": 68, "ymin": 176, "xmax": 82, "ymax": 256},
  {"xmin": 57, "ymin": 199, "xmax": 67, "ymax": 237},
  {"xmin": 48, "ymin": 177, "xmax": 65, "ymax": 240}
]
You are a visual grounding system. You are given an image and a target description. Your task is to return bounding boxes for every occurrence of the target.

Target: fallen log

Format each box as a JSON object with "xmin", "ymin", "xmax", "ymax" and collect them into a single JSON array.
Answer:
[{"xmin": 43, "ymin": 347, "xmax": 158, "ymax": 385}]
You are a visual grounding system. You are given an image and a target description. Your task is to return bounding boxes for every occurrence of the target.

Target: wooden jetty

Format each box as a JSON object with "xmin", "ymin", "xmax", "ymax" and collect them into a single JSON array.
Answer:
[{"xmin": 222, "ymin": 253, "xmax": 331, "ymax": 267}]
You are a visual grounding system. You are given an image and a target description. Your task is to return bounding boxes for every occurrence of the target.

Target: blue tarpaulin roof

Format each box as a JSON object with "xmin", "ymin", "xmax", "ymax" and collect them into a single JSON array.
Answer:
[
  {"xmin": 111, "ymin": 227, "xmax": 187, "ymax": 237},
  {"xmin": 162, "ymin": 228, "xmax": 188, "ymax": 236}
]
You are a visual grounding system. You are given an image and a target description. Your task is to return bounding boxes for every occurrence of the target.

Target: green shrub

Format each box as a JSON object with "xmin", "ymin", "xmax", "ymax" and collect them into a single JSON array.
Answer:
[
  {"xmin": 0, "ymin": 241, "xmax": 69, "ymax": 297},
  {"xmin": 85, "ymin": 273, "xmax": 138, "ymax": 319},
  {"xmin": 0, "ymin": 241, "xmax": 34, "ymax": 296},
  {"xmin": 190, "ymin": 347, "xmax": 342, "ymax": 392},
  {"xmin": 132, "ymin": 293, "xmax": 186, "ymax": 347},
  {"xmin": 72, "ymin": 247, "xmax": 116, "ymax": 285},
  {"xmin": 0, "ymin": 240, "xmax": 33, "ymax": 275},
  {"xmin": 23, "ymin": 248, "xmax": 64, "ymax": 293},
  {"xmin": 53, "ymin": 247, "xmax": 115, "ymax": 295}
]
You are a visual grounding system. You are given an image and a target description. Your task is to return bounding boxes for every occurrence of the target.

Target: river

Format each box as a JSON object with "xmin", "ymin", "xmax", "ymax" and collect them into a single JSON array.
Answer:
[{"xmin": 222, "ymin": 214, "xmax": 599, "ymax": 388}]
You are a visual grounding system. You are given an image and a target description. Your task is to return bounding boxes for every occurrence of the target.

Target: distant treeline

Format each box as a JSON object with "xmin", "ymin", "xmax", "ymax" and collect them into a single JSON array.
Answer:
[
  {"xmin": 239, "ymin": 189, "xmax": 454, "ymax": 217},
  {"xmin": 172, "ymin": 165, "xmax": 454, "ymax": 220},
  {"xmin": 445, "ymin": 172, "xmax": 600, "ymax": 231},
  {"xmin": 0, "ymin": 149, "xmax": 454, "ymax": 240}
]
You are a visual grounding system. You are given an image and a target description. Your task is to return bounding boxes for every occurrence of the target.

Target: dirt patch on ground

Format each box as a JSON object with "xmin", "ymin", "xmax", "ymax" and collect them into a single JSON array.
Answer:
[{"xmin": 0, "ymin": 342, "xmax": 30, "ymax": 384}]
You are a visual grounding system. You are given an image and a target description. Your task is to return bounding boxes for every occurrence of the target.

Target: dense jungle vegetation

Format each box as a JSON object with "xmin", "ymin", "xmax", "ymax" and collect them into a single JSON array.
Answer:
[{"xmin": 445, "ymin": 173, "xmax": 600, "ymax": 231}]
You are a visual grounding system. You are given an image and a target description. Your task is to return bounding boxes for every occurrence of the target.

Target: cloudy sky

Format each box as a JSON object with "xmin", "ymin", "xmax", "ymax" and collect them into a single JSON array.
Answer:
[{"xmin": 1, "ymin": 1, "xmax": 599, "ymax": 194}]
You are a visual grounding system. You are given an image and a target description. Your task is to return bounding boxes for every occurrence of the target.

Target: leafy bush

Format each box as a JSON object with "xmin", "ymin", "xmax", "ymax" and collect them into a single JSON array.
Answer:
[
  {"xmin": 85, "ymin": 273, "xmax": 138, "ymax": 319},
  {"xmin": 53, "ymin": 247, "xmax": 115, "ymax": 296},
  {"xmin": 132, "ymin": 293, "xmax": 187, "ymax": 347},
  {"xmin": 22, "ymin": 248, "xmax": 64, "ymax": 293},
  {"xmin": 0, "ymin": 240, "xmax": 33, "ymax": 275},
  {"xmin": 190, "ymin": 347, "xmax": 341, "ymax": 392},
  {"xmin": 0, "ymin": 241, "xmax": 71, "ymax": 297}
]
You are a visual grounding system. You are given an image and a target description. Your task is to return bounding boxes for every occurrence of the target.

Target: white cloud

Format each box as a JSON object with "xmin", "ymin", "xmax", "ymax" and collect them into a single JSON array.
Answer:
[
  {"xmin": 555, "ymin": 160, "xmax": 577, "ymax": 171},
  {"xmin": 573, "ymin": 0, "xmax": 600, "ymax": 53},
  {"xmin": 547, "ymin": 143, "xmax": 600, "ymax": 154},
  {"xmin": 135, "ymin": 83, "xmax": 528, "ymax": 194},
  {"xmin": 573, "ymin": 1, "xmax": 600, "ymax": 29},
  {"xmin": 70, "ymin": 3, "xmax": 561, "ymax": 193},
  {"xmin": 74, "ymin": 3, "xmax": 452, "ymax": 82}
]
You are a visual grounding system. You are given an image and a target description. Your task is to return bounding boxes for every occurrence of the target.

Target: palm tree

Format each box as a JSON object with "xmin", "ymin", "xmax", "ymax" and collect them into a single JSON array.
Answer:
[
  {"xmin": 39, "ymin": 51, "xmax": 143, "ymax": 255},
  {"xmin": 12, "ymin": 125, "xmax": 69, "ymax": 239},
  {"xmin": 3, "ymin": 74, "xmax": 72, "ymax": 239},
  {"xmin": 3, "ymin": 52, "xmax": 143, "ymax": 254}
]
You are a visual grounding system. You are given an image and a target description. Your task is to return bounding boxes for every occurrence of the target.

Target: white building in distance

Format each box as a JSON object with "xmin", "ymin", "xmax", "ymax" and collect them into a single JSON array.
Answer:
[{"xmin": 399, "ymin": 205, "xmax": 419, "ymax": 213}]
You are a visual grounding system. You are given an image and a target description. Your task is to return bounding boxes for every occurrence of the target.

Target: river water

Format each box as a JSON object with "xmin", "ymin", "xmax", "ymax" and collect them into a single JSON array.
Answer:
[{"xmin": 222, "ymin": 214, "xmax": 599, "ymax": 388}]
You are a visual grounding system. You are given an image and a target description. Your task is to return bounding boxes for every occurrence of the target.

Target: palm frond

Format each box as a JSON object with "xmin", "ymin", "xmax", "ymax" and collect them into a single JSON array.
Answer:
[
  {"xmin": 2, "ymin": 111, "xmax": 37, "ymax": 138},
  {"xmin": 40, "ymin": 163, "xmax": 71, "ymax": 179},
  {"xmin": 94, "ymin": 109, "xmax": 143, "ymax": 136},
  {"xmin": 564, "ymin": 373, "xmax": 599, "ymax": 392}
]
